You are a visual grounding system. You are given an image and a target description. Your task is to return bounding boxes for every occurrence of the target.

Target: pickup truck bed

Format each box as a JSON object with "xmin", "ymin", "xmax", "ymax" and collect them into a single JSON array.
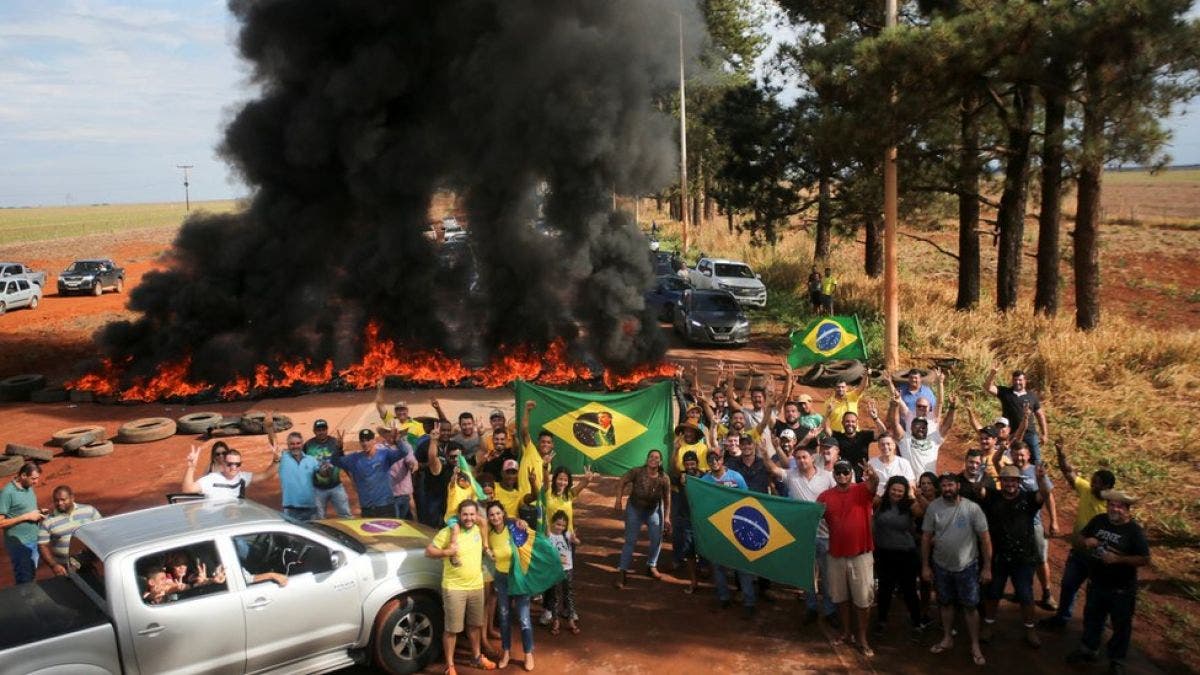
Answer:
[{"xmin": 0, "ymin": 576, "xmax": 110, "ymax": 651}]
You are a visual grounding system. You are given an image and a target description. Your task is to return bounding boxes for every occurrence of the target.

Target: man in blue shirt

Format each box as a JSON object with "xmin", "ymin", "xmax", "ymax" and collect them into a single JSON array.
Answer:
[
  {"xmin": 894, "ymin": 368, "xmax": 939, "ymax": 419},
  {"xmin": 332, "ymin": 429, "xmax": 407, "ymax": 517},
  {"xmin": 699, "ymin": 450, "xmax": 755, "ymax": 616},
  {"xmin": 279, "ymin": 432, "xmax": 320, "ymax": 521}
]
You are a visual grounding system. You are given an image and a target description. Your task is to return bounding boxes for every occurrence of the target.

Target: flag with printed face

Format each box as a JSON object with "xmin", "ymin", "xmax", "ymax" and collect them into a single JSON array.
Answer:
[
  {"xmin": 505, "ymin": 520, "xmax": 565, "ymax": 596},
  {"xmin": 787, "ymin": 315, "xmax": 867, "ymax": 368},
  {"xmin": 514, "ymin": 380, "xmax": 672, "ymax": 477},
  {"xmin": 685, "ymin": 478, "xmax": 824, "ymax": 588}
]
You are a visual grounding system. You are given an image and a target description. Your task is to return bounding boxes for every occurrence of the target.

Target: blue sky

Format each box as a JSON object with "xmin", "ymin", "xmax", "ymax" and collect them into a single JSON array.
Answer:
[{"xmin": 0, "ymin": 1, "xmax": 1197, "ymax": 207}]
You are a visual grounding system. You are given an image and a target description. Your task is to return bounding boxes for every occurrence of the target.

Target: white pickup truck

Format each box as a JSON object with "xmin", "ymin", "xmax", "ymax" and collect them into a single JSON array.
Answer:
[
  {"xmin": 0, "ymin": 500, "xmax": 443, "ymax": 675},
  {"xmin": 0, "ymin": 262, "xmax": 47, "ymax": 287},
  {"xmin": 687, "ymin": 257, "xmax": 767, "ymax": 308}
]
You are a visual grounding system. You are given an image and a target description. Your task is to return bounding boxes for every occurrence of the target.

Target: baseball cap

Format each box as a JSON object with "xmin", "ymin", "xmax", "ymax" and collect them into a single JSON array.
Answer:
[
  {"xmin": 779, "ymin": 429, "xmax": 797, "ymax": 441},
  {"xmin": 1101, "ymin": 489, "xmax": 1138, "ymax": 505},
  {"xmin": 359, "ymin": 429, "xmax": 375, "ymax": 441},
  {"xmin": 994, "ymin": 416, "xmax": 1010, "ymax": 427},
  {"xmin": 394, "ymin": 400, "xmax": 409, "ymax": 410},
  {"xmin": 819, "ymin": 435, "xmax": 839, "ymax": 448},
  {"xmin": 502, "ymin": 459, "xmax": 519, "ymax": 472},
  {"xmin": 489, "ymin": 409, "xmax": 505, "ymax": 420},
  {"xmin": 313, "ymin": 419, "xmax": 328, "ymax": 429},
  {"xmin": 911, "ymin": 416, "xmax": 929, "ymax": 426},
  {"xmin": 796, "ymin": 394, "xmax": 814, "ymax": 403},
  {"xmin": 832, "ymin": 460, "xmax": 853, "ymax": 474},
  {"xmin": 998, "ymin": 465, "xmax": 1022, "ymax": 479},
  {"xmin": 979, "ymin": 426, "xmax": 999, "ymax": 438}
]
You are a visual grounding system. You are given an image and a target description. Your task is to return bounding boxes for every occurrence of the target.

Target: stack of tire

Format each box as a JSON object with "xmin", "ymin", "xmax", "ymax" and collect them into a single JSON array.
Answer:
[
  {"xmin": 48, "ymin": 425, "xmax": 114, "ymax": 458},
  {"xmin": 797, "ymin": 359, "xmax": 868, "ymax": 388},
  {"xmin": 174, "ymin": 411, "xmax": 293, "ymax": 437}
]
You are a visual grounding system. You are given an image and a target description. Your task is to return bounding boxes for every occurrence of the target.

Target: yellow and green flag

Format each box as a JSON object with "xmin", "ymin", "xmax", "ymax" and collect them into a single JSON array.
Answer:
[
  {"xmin": 685, "ymin": 478, "xmax": 824, "ymax": 588},
  {"xmin": 788, "ymin": 315, "xmax": 867, "ymax": 368},
  {"xmin": 505, "ymin": 521, "xmax": 565, "ymax": 596},
  {"xmin": 514, "ymin": 380, "xmax": 672, "ymax": 477}
]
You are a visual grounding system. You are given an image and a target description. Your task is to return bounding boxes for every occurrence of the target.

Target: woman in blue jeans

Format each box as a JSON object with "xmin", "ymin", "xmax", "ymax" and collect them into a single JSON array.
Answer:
[
  {"xmin": 484, "ymin": 501, "xmax": 535, "ymax": 670},
  {"xmin": 613, "ymin": 449, "xmax": 672, "ymax": 589}
]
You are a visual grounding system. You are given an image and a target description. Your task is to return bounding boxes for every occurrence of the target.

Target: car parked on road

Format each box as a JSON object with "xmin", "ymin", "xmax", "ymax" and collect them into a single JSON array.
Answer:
[
  {"xmin": 0, "ymin": 277, "xmax": 42, "ymax": 314},
  {"xmin": 0, "ymin": 500, "xmax": 443, "ymax": 675},
  {"xmin": 673, "ymin": 288, "xmax": 750, "ymax": 346},
  {"xmin": 687, "ymin": 257, "xmax": 767, "ymax": 308},
  {"xmin": 0, "ymin": 261, "xmax": 47, "ymax": 287},
  {"xmin": 57, "ymin": 258, "xmax": 124, "ymax": 296},
  {"xmin": 644, "ymin": 275, "xmax": 691, "ymax": 321}
]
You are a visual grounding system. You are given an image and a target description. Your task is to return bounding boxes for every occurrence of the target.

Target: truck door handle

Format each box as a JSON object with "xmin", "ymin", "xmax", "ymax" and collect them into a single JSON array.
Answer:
[
  {"xmin": 246, "ymin": 597, "xmax": 271, "ymax": 609},
  {"xmin": 137, "ymin": 623, "xmax": 165, "ymax": 637}
]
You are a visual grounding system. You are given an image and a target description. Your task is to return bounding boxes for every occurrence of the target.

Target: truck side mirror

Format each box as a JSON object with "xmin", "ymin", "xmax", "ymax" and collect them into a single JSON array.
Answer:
[{"xmin": 330, "ymin": 551, "xmax": 346, "ymax": 569}]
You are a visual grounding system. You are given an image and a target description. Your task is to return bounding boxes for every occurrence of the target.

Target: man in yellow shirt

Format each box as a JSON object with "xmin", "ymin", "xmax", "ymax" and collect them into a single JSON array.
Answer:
[
  {"xmin": 518, "ymin": 400, "xmax": 554, "ymax": 526},
  {"xmin": 825, "ymin": 377, "xmax": 869, "ymax": 433},
  {"xmin": 494, "ymin": 459, "xmax": 537, "ymax": 519},
  {"xmin": 1040, "ymin": 440, "xmax": 1117, "ymax": 629},
  {"xmin": 374, "ymin": 378, "xmax": 424, "ymax": 442},
  {"xmin": 425, "ymin": 500, "xmax": 495, "ymax": 673}
]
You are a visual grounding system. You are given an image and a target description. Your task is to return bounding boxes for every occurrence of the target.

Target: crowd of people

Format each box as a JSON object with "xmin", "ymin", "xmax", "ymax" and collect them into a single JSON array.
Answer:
[{"xmin": 0, "ymin": 362, "xmax": 1152, "ymax": 674}]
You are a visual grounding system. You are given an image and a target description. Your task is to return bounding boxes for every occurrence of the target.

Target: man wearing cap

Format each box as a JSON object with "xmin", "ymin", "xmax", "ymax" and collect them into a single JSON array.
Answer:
[
  {"xmin": 1066, "ymin": 490, "xmax": 1150, "ymax": 675},
  {"xmin": 923, "ymin": 472, "xmax": 992, "ymax": 665},
  {"xmin": 672, "ymin": 420, "xmax": 711, "ymax": 473},
  {"xmin": 479, "ymin": 409, "xmax": 516, "ymax": 458},
  {"xmin": 303, "ymin": 419, "xmax": 352, "ymax": 518},
  {"xmin": 759, "ymin": 436, "xmax": 837, "ymax": 625},
  {"xmin": 985, "ymin": 366, "xmax": 1048, "ymax": 464},
  {"xmin": 1041, "ymin": 440, "xmax": 1117, "ymax": 630},
  {"xmin": 493, "ymin": 459, "xmax": 536, "ymax": 519},
  {"xmin": 374, "ymin": 378, "xmax": 424, "ymax": 443},
  {"xmin": 331, "ymin": 429, "xmax": 408, "ymax": 518},
  {"xmin": 818, "ymin": 459, "xmax": 880, "ymax": 656},
  {"xmin": 1002, "ymin": 442, "xmax": 1060, "ymax": 610},
  {"xmin": 981, "ymin": 464, "xmax": 1051, "ymax": 647},
  {"xmin": 700, "ymin": 450, "xmax": 754, "ymax": 616}
]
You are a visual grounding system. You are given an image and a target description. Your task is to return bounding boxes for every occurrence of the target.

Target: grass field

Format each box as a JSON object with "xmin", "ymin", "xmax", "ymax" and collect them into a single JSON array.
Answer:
[
  {"xmin": 1102, "ymin": 167, "xmax": 1200, "ymax": 184},
  {"xmin": 0, "ymin": 200, "xmax": 241, "ymax": 246}
]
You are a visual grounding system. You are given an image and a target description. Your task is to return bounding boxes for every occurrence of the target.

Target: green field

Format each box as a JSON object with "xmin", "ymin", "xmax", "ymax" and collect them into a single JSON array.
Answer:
[
  {"xmin": 0, "ymin": 200, "xmax": 241, "ymax": 246},
  {"xmin": 1102, "ymin": 167, "xmax": 1200, "ymax": 184}
]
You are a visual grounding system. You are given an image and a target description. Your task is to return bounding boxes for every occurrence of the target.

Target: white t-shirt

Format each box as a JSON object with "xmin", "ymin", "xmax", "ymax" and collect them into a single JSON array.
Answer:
[
  {"xmin": 868, "ymin": 456, "xmax": 915, "ymax": 496},
  {"xmin": 196, "ymin": 471, "xmax": 253, "ymax": 501},
  {"xmin": 549, "ymin": 532, "xmax": 573, "ymax": 571},
  {"xmin": 898, "ymin": 430, "xmax": 943, "ymax": 477},
  {"xmin": 783, "ymin": 467, "xmax": 836, "ymax": 538}
]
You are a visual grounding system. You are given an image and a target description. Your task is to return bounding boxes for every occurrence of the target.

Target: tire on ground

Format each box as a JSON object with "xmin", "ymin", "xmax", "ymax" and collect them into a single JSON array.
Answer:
[
  {"xmin": 372, "ymin": 594, "xmax": 443, "ymax": 675},
  {"xmin": 799, "ymin": 360, "xmax": 866, "ymax": 388},
  {"xmin": 50, "ymin": 425, "xmax": 107, "ymax": 447},
  {"xmin": 5, "ymin": 443, "xmax": 54, "ymax": 462},
  {"xmin": 77, "ymin": 440, "xmax": 115, "ymax": 458},
  {"xmin": 177, "ymin": 412, "xmax": 225, "ymax": 435},
  {"xmin": 116, "ymin": 417, "xmax": 177, "ymax": 443},
  {"xmin": 0, "ymin": 374, "xmax": 47, "ymax": 401},
  {"xmin": 0, "ymin": 456, "xmax": 24, "ymax": 477},
  {"xmin": 61, "ymin": 432, "xmax": 97, "ymax": 454},
  {"xmin": 239, "ymin": 412, "xmax": 293, "ymax": 435},
  {"xmin": 30, "ymin": 387, "xmax": 69, "ymax": 403}
]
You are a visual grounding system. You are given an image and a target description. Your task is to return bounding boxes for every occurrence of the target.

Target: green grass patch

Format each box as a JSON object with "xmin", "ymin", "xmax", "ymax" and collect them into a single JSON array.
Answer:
[{"xmin": 0, "ymin": 200, "xmax": 240, "ymax": 246}]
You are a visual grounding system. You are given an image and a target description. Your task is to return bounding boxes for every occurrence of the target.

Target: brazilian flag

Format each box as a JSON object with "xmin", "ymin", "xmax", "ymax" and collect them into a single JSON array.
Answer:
[
  {"xmin": 685, "ymin": 478, "xmax": 824, "ymax": 588},
  {"xmin": 514, "ymin": 380, "xmax": 672, "ymax": 477},
  {"xmin": 787, "ymin": 315, "xmax": 867, "ymax": 368},
  {"xmin": 505, "ymin": 521, "xmax": 565, "ymax": 596}
]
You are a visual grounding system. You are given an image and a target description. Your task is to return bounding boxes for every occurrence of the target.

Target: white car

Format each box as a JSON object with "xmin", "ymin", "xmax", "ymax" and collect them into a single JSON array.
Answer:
[
  {"xmin": 688, "ymin": 257, "xmax": 767, "ymax": 308},
  {"xmin": 0, "ymin": 277, "xmax": 41, "ymax": 315}
]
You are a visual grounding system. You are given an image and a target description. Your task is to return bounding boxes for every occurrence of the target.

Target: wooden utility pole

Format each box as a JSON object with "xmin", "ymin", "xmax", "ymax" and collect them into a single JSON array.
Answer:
[
  {"xmin": 176, "ymin": 164, "xmax": 194, "ymax": 212},
  {"xmin": 678, "ymin": 12, "xmax": 690, "ymax": 254},
  {"xmin": 883, "ymin": 0, "xmax": 899, "ymax": 370}
]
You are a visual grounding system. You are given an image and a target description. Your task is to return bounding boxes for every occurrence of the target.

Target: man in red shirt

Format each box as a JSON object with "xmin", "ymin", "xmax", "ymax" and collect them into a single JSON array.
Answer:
[{"xmin": 818, "ymin": 459, "xmax": 880, "ymax": 657}]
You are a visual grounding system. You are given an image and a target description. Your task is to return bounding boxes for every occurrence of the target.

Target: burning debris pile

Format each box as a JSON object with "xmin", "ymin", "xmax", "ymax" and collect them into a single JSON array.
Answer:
[{"xmin": 74, "ymin": 0, "xmax": 703, "ymax": 400}]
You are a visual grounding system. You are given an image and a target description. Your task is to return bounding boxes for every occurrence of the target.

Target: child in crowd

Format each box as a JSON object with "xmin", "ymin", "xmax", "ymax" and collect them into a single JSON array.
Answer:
[{"xmin": 545, "ymin": 510, "xmax": 579, "ymax": 635}]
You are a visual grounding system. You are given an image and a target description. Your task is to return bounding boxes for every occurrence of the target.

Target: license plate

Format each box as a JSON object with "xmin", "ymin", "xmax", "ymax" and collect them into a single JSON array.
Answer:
[{"xmin": 712, "ymin": 334, "xmax": 730, "ymax": 341}]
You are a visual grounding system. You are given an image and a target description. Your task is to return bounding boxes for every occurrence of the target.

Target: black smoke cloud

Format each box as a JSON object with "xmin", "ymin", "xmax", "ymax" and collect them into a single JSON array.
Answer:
[{"xmin": 99, "ymin": 0, "xmax": 704, "ymax": 382}]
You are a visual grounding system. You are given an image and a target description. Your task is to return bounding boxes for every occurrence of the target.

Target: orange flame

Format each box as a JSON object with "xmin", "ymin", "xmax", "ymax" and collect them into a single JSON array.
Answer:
[{"xmin": 66, "ymin": 322, "xmax": 669, "ymax": 400}]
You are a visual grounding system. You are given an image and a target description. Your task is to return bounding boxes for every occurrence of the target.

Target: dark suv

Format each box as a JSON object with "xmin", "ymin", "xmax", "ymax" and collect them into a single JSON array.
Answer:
[
  {"xmin": 57, "ymin": 258, "xmax": 124, "ymax": 296},
  {"xmin": 673, "ymin": 289, "xmax": 750, "ymax": 346}
]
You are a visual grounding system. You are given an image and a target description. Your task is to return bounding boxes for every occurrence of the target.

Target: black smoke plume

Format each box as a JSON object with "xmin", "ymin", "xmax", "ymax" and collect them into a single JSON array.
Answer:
[{"xmin": 98, "ymin": 0, "xmax": 704, "ymax": 383}]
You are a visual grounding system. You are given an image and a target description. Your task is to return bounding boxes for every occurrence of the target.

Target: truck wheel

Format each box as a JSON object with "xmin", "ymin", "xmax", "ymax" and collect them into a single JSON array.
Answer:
[
  {"xmin": 0, "ymin": 302, "xmax": 6, "ymax": 315},
  {"xmin": 0, "ymin": 373, "xmax": 47, "ymax": 401},
  {"xmin": 116, "ymin": 417, "xmax": 177, "ymax": 443},
  {"xmin": 92, "ymin": 284, "xmax": 103, "ymax": 296},
  {"xmin": 116, "ymin": 278, "xmax": 124, "ymax": 293},
  {"xmin": 177, "ymin": 411, "xmax": 225, "ymax": 435},
  {"xmin": 29, "ymin": 296, "xmax": 38, "ymax": 309},
  {"xmin": 372, "ymin": 595, "xmax": 442, "ymax": 675},
  {"xmin": 51, "ymin": 425, "xmax": 107, "ymax": 446}
]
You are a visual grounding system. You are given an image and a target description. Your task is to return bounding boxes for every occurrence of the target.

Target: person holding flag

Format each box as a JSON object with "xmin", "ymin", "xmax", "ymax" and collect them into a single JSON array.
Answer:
[
  {"xmin": 483, "ymin": 501, "xmax": 536, "ymax": 671},
  {"xmin": 699, "ymin": 449, "xmax": 755, "ymax": 617}
]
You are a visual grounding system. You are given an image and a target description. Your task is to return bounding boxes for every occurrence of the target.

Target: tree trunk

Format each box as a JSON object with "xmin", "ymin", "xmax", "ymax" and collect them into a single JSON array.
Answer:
[
  {"xmin": 864, "ymin": 211, "xmax": 883, "ymax": 278},
  {"xmin": 727, "ymin": 208, "xmax": 734, "ymax": 234},
  {"xmin": 705, "ymin": 192, "xmax": 715, "ymax": 222},
  {"xmin": 995, "ymin": 83, "xmax": 1034, "ymax": 311},
  {"xmin": 1035, "ymin": 69, "xmax": 1068, "ymax": 316},
  {"xmin": 691, "ymin": 185, "xmax": 702, "ymax": 230},
  {"xmin": 655, "ymin": 194, "xmax": 663, "ymax": 212},
  {"xmin": 814, "ymin": 171, "xmax": 832, "ymax": 261},
  {"xmin": 956, "ymin": 90, "xmax": 981, "ymax": 310},
  {"xmin": 670, "ymin": 194, "xmax": 680, "ymax": 221},
  {"xmin": 1075, "ymin": 66, "xmax": 1105, "ymax": 330}
]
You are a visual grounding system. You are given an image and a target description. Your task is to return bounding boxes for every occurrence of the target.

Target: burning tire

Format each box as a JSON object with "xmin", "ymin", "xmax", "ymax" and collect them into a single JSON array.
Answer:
[
  {"xmin": 30, "ymin": 387, "xmax": 69, "ymax": 403},
  {"xmin": 177, "ymin": 412, "xmax": 225, "ymax": 435},
  {"xmin": 116, "ymin": 417, "xmax": 177, "ymax": 443},
  {"xmin": 77, "ymin": 440, "xmax": 115, "ymax": 458},
  {"xmin": 5, "ymin": 443, "xmax": 54, "ymax": 462},
  {"xmin": 62, "ymin": 432, "xmax": 98, "ymax": 454},
  {"xmin": 50, "ymin": 425, "xmax": 107, "ymax": 447},
  {"xmin": 239, "ymin": 412, "xmax": 293, "ymax": 435},
  {"xmin": 0, "ymin": 374, "xmax": 47, "ymax": 401},
  {"xmin": 0, "ymin": 456, "xmax": 23, "ymax": 477}
]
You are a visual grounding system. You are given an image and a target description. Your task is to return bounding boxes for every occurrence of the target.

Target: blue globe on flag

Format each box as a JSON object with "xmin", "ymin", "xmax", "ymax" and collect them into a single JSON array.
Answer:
[
  {"xmin": 730, "ymin": 505, "xmax": 771, "ymax": 551},
  {"xmin": 815, "ymin": 322, "xmax": 842, "ymax": 352}
]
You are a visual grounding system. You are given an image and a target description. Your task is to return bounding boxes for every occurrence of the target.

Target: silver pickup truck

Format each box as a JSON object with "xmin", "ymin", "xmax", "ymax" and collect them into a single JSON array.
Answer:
[
  {"xmin": 0, "ymin": 262, "xmax": 47, "ymax": 287},
  {"xmin": 0, "ymin": 501, "xmax": 443, "ymax": 675}
]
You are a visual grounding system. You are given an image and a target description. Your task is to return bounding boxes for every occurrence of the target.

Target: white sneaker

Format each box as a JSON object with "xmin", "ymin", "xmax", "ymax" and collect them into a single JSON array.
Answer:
[{"xmin": 539, "ymin": 610, "xmax": 553, "ymax": 626}]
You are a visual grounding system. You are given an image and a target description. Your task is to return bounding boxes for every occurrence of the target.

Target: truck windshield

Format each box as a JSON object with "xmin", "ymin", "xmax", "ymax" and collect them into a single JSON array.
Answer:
[
  {"xmin": 714, "ymin": 263, "xmax": 754, "ymax": 279},
  {"xmin": 67, "ymin": 262, "xmax": 103, "ymax": 273},
  {"xmin": 694, "ymin": 294, "xmax": 740, "ymax": 312}
]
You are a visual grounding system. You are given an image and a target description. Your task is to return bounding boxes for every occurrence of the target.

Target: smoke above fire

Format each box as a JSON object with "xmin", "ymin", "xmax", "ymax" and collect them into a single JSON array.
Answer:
[{"xmin": 94, "ymin": 0, "xmax": 704, "ymax": 387}]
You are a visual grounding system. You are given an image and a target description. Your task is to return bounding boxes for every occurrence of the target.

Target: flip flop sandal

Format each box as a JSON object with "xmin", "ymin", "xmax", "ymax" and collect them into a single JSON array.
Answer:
[
  {"xmin": 930, "ymin": 642, "xmax": 954, "ymax": 655},
  {"xmin": 973, "ymin": 652, "xmax": 987, "ymax": 666}
]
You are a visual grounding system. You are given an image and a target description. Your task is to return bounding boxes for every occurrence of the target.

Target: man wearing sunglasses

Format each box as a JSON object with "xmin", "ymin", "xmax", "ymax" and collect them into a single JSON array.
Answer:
[
  {"xmin": 818, "ymin": 459, "xmax": 880, "ymax": 657},
  {"xmin": 183, "ymin": 442, "xmax": 282, "ymax": 501}
]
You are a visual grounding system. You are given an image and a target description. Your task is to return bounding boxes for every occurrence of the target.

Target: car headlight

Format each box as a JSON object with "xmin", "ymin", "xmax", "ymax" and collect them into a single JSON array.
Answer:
[{"xmin": 689, "ymin": 319, "xmax": 703, "ymax": 328}]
